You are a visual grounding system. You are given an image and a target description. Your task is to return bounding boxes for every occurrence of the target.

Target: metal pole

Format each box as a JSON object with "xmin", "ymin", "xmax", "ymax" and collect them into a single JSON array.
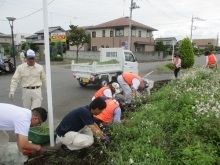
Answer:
[
  {"xmin": 43, "ymin": 0, "xmax": 54, "ymax": 147},
  {"xmin": 172, "ymin": 40, "xmax": 174, "ymax": 63},
  {"xmin": 190, "ymin": 15, "xmax": 193, "ymax": 41},
  {"xmin": 128, "ymin": 0, "xmax": 133, "ymax": 51},
  {"xmin": 10, "ymin": 22, "xmax": 16, "ymax": 68}
]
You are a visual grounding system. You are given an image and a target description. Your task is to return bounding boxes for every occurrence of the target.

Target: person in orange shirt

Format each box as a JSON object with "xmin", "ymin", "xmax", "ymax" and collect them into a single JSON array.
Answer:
[
  {"xmin": 93, "ymin": 99, "xmax": 121, "ymax": 126},
  {"xmin": 205, "ymin": 51, "xmax": 217, "ymax": 69},
  {"xmin": 92, "ymin": 82, "xmax": 121, "ymax": 101},
  {"xmin": 173, "ymin": 54, "xmax": 181, "ymax": 78},
  {"xmin": 117, "ymin": 72, "xmax": 147, "ymax": 105}
]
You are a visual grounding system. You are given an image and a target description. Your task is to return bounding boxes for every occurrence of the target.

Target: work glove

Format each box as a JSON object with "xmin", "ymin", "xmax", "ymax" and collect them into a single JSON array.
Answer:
[
  {"xmin": 38, "ymin": 147, "xmax": 44, "ymax": 154},
  {"xmin": 103, "ymin": 135, "xmax": 110, "ymax": 144},
  {"xmin": 22, "ymin": 150, "xmax": 32, "ymax": 157},
  {"xmin": 9, "ymin": 91, "xmax": 14, "ymax": 101}
]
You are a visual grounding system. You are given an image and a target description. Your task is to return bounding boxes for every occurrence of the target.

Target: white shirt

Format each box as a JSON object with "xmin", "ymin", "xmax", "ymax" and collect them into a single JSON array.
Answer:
[
  {"xmin": 131, "ymin": 78, "xmax": 141, "ymax": 89},
  {"xmin": 0, "ymin": 103, "xmax": 31, "ymax": 136},
  {"xmin": 10, "ymin": 62, "xmax": 46, "ymax": 92}
]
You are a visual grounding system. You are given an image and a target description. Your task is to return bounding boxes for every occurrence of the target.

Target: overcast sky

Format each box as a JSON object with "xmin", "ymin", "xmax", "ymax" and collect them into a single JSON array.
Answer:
[{"xmin": 0, "ymin": 0, "xmax": 220, "ymax": 41}]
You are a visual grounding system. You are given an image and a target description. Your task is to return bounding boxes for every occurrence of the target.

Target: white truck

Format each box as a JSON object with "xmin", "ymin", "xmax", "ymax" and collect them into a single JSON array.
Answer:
[{"xmin": 71, "ymin": 48, "xmax": 138, "ymax": 87}]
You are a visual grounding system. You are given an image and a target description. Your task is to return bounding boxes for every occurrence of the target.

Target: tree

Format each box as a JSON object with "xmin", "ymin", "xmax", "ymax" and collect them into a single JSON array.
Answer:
[
  {"xmin": 178, "ymin": 37, "xmax": 194, "ymax": 68},
  {"xmin": 56, "ymin": 41, "xmax": 63, "ymax": 56},
  {"xmin": 155, "ymin": 41, "xmax": 165, "ymax": 51},
  {"xmin": 67, "ymin": 25, "xmax": 90, "ymax": 63}
]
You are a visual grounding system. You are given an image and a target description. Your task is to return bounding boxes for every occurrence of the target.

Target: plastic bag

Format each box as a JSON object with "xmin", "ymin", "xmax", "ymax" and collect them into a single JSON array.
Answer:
[{"xmin": 0, "ymin": 142, "xmax": 28, "ymax": 165}]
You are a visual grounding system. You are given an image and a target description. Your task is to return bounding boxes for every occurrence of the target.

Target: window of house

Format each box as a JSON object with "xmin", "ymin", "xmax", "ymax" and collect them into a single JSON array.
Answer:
[
  {"xmin": 101, "ymin": 45, "xmax": 104, "ymax": 48},
  {"xmin": 208, "ymin": 42, "xmax": 211, "ymax": 45},
  {"xmin": 102, "ymin": 30, "xmax": 105, "ymax": 37},
  {"xmin": 115, "ymin": 29, "xmax": 124, "ymax": 36},
  {"xmin": 138, "ymin": 31, "xmax": 141, "ymax": 37},
  {"xmin": 92, "ymin": 31, "xmax": 96, "ymax": 38},
  {"xmin": 92, "ymin": 46, "xmax": 97, "ymax": 51},
  {"xmin": 110, "ymin": 30, "xmax": 113, "ymax": 37},
  {"xmin": 132, "ymin": 29, "xmax": 136, "ymax": 37},
  {"xmin": 21, "ymin": 35, "xmax": 25, "ymax": 39}
]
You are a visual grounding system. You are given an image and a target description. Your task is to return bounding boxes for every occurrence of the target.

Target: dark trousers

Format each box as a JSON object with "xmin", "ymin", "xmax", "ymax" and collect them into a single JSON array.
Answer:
[{"xmin": 174, "ymin": 67, "xmax": 181, "ymax": 78}]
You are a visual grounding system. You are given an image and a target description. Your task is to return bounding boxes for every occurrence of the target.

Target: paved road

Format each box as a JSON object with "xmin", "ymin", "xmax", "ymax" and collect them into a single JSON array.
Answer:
[{"xmin": 1, "ymin": 55, "xmax": 219, "ymax": 126}]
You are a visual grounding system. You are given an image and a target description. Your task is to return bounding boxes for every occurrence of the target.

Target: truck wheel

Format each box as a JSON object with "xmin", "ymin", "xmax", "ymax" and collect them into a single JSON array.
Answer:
[
  {"xmin": 79, "ymin": 82, "xmax": 87, "ymax": 87},
  {"xmin": 100, "ymin": 77, "xmax": 109, "ymax": 87}
]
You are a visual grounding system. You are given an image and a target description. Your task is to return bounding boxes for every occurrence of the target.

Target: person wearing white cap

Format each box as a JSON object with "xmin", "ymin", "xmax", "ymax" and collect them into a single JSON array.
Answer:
[
  {"xmin": 9, "ymin": 49, "xmax": 46, "ymax": 110},
  {"xmin": 91, "ymin": 82, "xmax": 121, "ymax": 101}
]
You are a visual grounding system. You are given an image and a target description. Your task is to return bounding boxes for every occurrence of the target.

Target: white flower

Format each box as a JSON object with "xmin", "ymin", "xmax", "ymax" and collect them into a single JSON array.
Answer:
[{"xmin": 129, "ymin": 158, "xmax": 134, "ymax": 164}]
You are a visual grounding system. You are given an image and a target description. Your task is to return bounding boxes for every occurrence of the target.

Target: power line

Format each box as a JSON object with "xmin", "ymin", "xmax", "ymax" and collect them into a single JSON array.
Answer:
[{"xmin": 0, "ymin": 0, "xmax": 55, "ymax": 21}]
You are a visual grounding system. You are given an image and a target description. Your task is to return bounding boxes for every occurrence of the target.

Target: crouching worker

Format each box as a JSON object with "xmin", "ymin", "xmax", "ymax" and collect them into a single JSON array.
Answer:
[
  {"xmin": 0, "ymin": 103, "xmax": 48, "ymax": 157},
  {"xmin": 56, "ymin": 97, "xmax": 109, "ymax": 153},
  {"xmin": 93, "ymin": 99, "xmax": 122, "ymax": 127}
]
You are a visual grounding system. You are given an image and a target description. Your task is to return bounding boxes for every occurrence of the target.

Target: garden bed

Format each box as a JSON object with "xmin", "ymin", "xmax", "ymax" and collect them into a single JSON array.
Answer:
[{"xmin": 24, "ymin": 80, "xmax": 169, "ymax": 165}]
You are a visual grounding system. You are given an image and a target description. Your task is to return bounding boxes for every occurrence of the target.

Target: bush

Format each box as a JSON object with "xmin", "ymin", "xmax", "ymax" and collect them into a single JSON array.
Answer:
[
  {"xmin": 178, "ymin": 37, "xmax": 195, "ymax": 68},
  {"xmin": 50, "ymin": 55, "xmax": 63, "ymax": 61}
]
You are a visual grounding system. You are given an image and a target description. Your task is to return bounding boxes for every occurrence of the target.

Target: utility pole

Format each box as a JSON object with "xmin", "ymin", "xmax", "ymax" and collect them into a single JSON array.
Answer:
[
  {"xmin": 190, "ymin": 15, "xmax": 205, "ymax": 41},
  {"xmin": 128, "ymin": 0, "xmax": 139, "ymax": 50}
]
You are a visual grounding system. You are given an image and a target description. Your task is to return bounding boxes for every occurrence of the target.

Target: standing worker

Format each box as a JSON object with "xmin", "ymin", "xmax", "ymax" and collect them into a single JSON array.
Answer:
[
  {"xmin": 117, "ymin": 72, "xmax": 147, "ymax": 105},
  {"xmin": 0, "ymin": 103, "xmax": 48, "ymax": 158},
  {"xmin": 205, "ymin": 50, "xmax": 217, "ymax": 69},
  {"xmin": 9, "ymin": 49, "xmax": 46, "ymax": 110},
  {"xmin": 20, "ymin": 50, "xmax": 26, "ymax": 64},
  {"xmin": 173, "ymin": 54, "xmax": 181, "ymax": 78}
]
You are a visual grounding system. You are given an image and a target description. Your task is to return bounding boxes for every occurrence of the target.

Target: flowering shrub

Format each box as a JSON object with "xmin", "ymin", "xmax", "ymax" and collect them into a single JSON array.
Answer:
[{"xmin": 107, "ymin": 67, "xmax": 220, "ymax": 164}]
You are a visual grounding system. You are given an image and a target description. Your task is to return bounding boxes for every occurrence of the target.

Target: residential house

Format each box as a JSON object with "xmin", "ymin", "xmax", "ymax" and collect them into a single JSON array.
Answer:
[
  {"xmin": 0, "ymin": 32, "xmax": 11, "ymax": 46},
  {"xmin": 25, "ymin": 34, "xmax": 38, "ymax": 43},
  {"xmin": 155, "ymin": 37, "xmax": 177, "ymax": 46},
  {"xmin": 192, "ymin": 39, "xmax": 218, "ymax": 49},
  {"xmin": 31, "ymin": 26, "xmax": 66, "ymax": 60},
  {"xmin": 86, "ymin": 17, "xmax": 157, "ymax": 52},
  {"xmin": 14, "ymin": 33, "xmax": 32, "ymax": 46}
]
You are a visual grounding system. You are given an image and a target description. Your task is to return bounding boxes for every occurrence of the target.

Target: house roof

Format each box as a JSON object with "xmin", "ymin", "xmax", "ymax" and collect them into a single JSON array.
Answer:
[
  {"xmin": 25, "ymin": 34, "xmax": 38, "ymax": 39},
  {"xmin": 155, "ymin": 37, "xmax": 177, "ymax": 41},
  {"xmin": 0, "ymin": 32, "xmax": 11, "ymax": 38},
  {"xmin": 35, "ymin": 26, "xmax": 66, "ymax": 34},
  {"xmin": 86, "ymin": 17, "xmax": 157, "ymax": 31}
]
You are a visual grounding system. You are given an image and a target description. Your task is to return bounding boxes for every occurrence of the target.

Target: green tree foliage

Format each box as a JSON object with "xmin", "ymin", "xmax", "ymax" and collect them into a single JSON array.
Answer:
[
  {"xmin": 9, "ymin": 45, "xmax": 18, "ymax": 57},
  {"xmin": 56, "ymin": 41, "xmax": 63, "ymax": 56},
  {"xmin": 178, "ymin": 37, "xmax": 194, "ymax": 68},
  {"xmin": 21, "ymin": 42, "xmax": 38, "ymax": 52},
  {"xmin": 155, "ymin": 41, "xmax": 165, "ymax": 51},
  {"xmin": 51, "ymin": 45, "xmax": 58, "ymax": 56},
  {"xmin": 67, "ymin": 25, "xmax": 90, "ymax": 63}
]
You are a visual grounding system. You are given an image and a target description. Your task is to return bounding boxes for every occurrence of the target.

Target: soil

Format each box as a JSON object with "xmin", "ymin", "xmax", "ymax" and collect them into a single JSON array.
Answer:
[{"xmin": 24, "ymin": 79, "xmax": 170, "ymax": 165}]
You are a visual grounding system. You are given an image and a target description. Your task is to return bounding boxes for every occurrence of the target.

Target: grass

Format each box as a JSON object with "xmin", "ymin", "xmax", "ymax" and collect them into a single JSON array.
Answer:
[{"xmin": 105, "ymin": 67, "xmax": 220, "ymax": 164}]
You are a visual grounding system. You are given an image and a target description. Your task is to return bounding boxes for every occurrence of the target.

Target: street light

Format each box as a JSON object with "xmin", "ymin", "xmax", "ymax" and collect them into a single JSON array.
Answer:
[{"xmin": 6, "ymin": 17, "xmax": 16, "ymax": 69}]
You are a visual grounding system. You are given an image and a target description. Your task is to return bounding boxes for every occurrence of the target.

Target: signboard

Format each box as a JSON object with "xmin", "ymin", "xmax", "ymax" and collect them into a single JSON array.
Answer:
[{"xmin": 50, "ymin": 32, "xmax": 66, "ymax": 42}]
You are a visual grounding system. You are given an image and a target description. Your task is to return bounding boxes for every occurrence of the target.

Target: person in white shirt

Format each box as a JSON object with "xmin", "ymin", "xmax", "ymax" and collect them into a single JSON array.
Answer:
[
  {"xmin": 20, "ymin": 50, "xmax": 26, "ymax": 64},
  {"xmin": 0, "ymin": 103, "xmax": 48, "ymax": 157},
  {"xmin": 117, "ymin": 72, "xmax": 146, "ymax": 105},
  {"xmin": 9, "ymin": 49, "xmax": 46, "ymax": 110}
]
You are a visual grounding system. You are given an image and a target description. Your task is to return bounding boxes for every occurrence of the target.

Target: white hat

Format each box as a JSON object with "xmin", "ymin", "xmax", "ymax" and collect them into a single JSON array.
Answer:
[
  {"xmin": 26, "ymin": 49, "xmax": 35, "ymax": 58},
  {"xmin": 112, "ymin": 82, "xmax": 121, "ymax": 94}
]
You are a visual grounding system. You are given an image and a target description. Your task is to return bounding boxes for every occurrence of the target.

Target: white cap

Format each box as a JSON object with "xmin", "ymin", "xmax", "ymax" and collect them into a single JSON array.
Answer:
[
  {"xmin": 112, "ymin": 82, "xmax": 121, "ymax": 94},
  {"xmin": 26, "ymin": 49, "xmax": 35, "ymax": 58}
]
